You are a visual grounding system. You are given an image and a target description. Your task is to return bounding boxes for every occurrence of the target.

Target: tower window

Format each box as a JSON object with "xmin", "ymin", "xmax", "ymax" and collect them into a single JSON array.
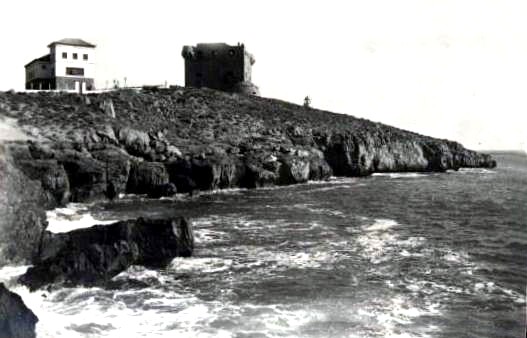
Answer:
[
  {"xmin": 73, "ymin": 53, "xmax": 78, "ymax": 60},
  {"xmin": 62, "ymin": 52, "xmax": 67, "ymax": 59}
]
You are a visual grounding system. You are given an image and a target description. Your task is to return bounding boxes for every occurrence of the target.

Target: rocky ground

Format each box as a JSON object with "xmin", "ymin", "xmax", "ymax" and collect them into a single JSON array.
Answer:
[
  {"xmin": 0, "ymin": 283, "xmax": 38, "ymax": 338},
  {"xmin": 0, "ymin": 87, "xmax": 496, "ymax": 203}
]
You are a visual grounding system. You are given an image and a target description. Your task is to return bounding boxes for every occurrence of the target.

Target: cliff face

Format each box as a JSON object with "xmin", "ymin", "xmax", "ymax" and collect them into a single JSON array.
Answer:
[
  {"xmin": 0, "ymin": 144, "xmax": 48, "ymax": 265},
  {"xmin": 0, "ymin": 87, "xmax": 495, "ymax": 201},
  {"xmin": 0, "ymin": 283, "xmax": 38, "ymax": 338}
]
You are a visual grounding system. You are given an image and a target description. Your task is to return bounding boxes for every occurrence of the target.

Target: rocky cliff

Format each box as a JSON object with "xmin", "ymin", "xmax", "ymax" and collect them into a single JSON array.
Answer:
[
  {"xmin": 0, "ymin": 87, "xmax": 495, "ymax": 261},
  {"xmin": 0, "ymin": 283, "xmax": 38, "ymax": 338}
]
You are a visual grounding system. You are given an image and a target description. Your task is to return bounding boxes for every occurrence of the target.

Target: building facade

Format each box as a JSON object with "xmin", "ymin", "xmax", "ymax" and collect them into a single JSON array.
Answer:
[
  {"xmin": 25, "ymin": 38, "xmax": 96, "ymax": 91},
  {"xmin": 181, "ymin": 43, "xmax": 259, "ymax": 95}
]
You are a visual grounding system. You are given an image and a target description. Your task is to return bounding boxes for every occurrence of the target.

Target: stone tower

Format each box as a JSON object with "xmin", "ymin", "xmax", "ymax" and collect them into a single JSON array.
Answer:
[{"xmin": 181, "ymin": 43, "xmax": 259, "ymax": 95}]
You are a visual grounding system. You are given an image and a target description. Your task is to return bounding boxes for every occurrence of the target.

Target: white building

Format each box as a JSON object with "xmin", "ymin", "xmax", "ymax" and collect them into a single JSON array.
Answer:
[{"xmin": 25, "ymin": 38, "xmax": 96, "ymax": 91}]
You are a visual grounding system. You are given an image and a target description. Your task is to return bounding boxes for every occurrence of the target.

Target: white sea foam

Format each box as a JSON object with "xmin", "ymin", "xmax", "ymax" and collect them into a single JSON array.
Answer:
[
  {"xmin": 457, "ymin": 168, "xmax": 496, "ymax": 175},
  {"xmin": 371, "ymin": 172, "xmax": 427, "ymax": 179},
  {"xmin": 170, "ymin": 257, "xmax": 233, "ymax": 274},
  {"xmin": 356, "ymin": 294, "xmax": 441, "ymax": 338},
  {"xmin": 46, "ymin": 203, "xmax": 117, "ymax": 233},
  {"xmin": 364, "ymin": 219, "xmax": 398, "ymax": 231},
  {"xmin": 0, "ymin": 265, "xmax": 30, "ymax": 285},
  {"xmin": 355, "ymin": 219, "xmax": 400, "ymax": 264},
  {"xmin": 112, "ymin": 265, "xmax": 168, "ymax": 284},
  {"xmin": 290, "ymin": 203, "xmax": 346, "ymax": 217}
]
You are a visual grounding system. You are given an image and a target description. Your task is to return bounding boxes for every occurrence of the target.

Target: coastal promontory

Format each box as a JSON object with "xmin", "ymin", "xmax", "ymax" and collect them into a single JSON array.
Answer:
[{"xmin": 0, "ymin": 87, "xmax": 496, "ymax": 264}]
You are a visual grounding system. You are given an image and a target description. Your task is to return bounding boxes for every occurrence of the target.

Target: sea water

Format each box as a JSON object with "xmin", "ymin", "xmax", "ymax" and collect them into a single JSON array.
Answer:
[{"xmin": 1, "ymin": 152, "xmax": 525, "ymax": 338}]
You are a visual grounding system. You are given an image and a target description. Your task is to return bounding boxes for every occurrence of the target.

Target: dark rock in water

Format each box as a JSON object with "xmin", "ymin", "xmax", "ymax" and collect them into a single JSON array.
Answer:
[
  {"xmin": 19, "ymin": 217, "xmax": 194, "ymax": 291},
  {"xmin": 126, "ymin": 161, "xmax": 169, "ymax": 195},
  {"xmin": 0, "ymin": 283, "xmax": 38, "ymax": 338},
  {"xmin": 147, "ymin": 183, "xmax": 177, "ymax": 198}
]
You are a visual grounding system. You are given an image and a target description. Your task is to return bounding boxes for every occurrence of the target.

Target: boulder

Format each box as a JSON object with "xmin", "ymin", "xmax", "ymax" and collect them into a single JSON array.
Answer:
[
  {"xmin": 278, "ymin": 156, "xmax": 311, "ymax": 185},
  {"xmin": 240, "ymin": 164, "xmax": 276, "ymax": 188},
  {"xmin": 117, "ymin": 127, "xmax": 150, "ymax": 158},
  {"xmin": 126, "ymin": 161, "xmax": 169, "ymax": 195},
  {"xmin": 91, "ymin": 146, "xmax": 131, "ymax": 196},
  {"xmin": 60, "ymin": 154, "xmax": 106, "ymax": 202},
  {"xmin": 0, "ymin": 283, "xmax": 38, "ymax": 338},
  {"xmin": 19, "ymin": 217, "xmax": 194, "ymax": 291}
]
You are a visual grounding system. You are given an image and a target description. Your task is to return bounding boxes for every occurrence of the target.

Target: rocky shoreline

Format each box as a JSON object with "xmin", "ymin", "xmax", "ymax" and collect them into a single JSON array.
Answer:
[{"xmin": 0, "ymin": 87, "xmax": 496, "ymax": 335}]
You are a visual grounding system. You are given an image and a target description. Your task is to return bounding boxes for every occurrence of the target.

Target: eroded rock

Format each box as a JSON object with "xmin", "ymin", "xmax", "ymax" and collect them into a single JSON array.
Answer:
[
  {"xmin": 19, "ymin": 217, "xmax": 194, "ymax": 290},
  {"xmin": 0, "ymin": 283, "xmax": 38, "ymax": 338}
]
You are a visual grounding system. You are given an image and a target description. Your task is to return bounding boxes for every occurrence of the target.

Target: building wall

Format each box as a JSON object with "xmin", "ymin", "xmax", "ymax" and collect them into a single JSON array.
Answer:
[
  {"xmin": 50, "ymin": 45, "xmax": 95, "ymax": 79},
  {"xmin": 55, "ymin": 76, "xmax": 94, "ymax": 91},
  {"xmin": 25, "ymin": 61, "xmax": 53, "ymax": 83},
  {"xmin": 183, "ymin": 44, "xmax": 249, "ymax": 92}
]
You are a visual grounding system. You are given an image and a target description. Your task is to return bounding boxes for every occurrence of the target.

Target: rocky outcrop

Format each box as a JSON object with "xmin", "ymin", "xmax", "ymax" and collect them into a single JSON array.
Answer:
[
  {"xmin": 0, "ymin": 283, "xmax": 38, "ymax": 338},
  {"xmin": 0, "ymin": 88, "xmax": 496, "ymax": 207},
  {"xmin": 127, "ymin": 161, "xmax": 170, "ymax": 195},
  {"xmin": 19, "ymin": 217, "xmax": 194, "ymax": 291},
  {"xmin": 15, "ymin": 159, "xmax": 70, "ymax": 206}
]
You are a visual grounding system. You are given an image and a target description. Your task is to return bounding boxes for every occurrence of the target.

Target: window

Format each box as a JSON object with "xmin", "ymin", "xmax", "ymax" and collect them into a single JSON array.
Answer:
[
  {"xmin": 73, "ymin": 53, "xmax": 78, "ymax": 60},
  {"xmin": 41, "ymin": 65, "xmax": 46, "ymax": 70},
  {"xmin": 83, "ymin": 54, "xmax": 88, "ymax": 60},
  {"xmin": 66, "ymin": 67, "xmax": 84, "ymax": 76},
  {"xmin": 62, "ymin": 52, "xmax": 67, "ymax": 59},
  {"xmin": 228, "ymin": 49, "xmax": 235, "ymax": 56}
]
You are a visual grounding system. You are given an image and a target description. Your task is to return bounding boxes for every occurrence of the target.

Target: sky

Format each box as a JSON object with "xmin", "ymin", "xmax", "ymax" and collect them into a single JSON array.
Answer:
[{"xmin": 1, "ymin": 0, "xmax": 526, "ymax": 151}]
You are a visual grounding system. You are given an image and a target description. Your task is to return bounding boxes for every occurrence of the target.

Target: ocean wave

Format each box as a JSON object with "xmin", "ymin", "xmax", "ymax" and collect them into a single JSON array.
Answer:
[
  {"xmin": 289, "ymin": 203, "xmax": 347, "ymax": 217},
  {"xmin": 456, "ymin": 168, "xmax": 496, "ymax": 175},
  {"xmin": 355, "ymin": 294, "xmax": 441, "ymax": 338},
  {"xmin": 170, "ymin": 257, "xmax": 233, "ymax": 274},
  {"xmin": 46, "ymin": 203, "xmax": 117, "ymax": 233}
]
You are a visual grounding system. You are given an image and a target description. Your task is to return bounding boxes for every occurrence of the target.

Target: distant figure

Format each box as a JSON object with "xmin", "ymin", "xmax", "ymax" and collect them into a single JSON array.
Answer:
[{"xmin": 304, "ymin": 96, "xmax": 311, "ymax": 108}]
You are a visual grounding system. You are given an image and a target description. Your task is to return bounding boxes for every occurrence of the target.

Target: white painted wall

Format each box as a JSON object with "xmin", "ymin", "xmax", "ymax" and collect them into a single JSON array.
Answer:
[
  {"xmin": 25, "ymin": 61, "xmax": 52, "ymax": 81},
  {"xmin": 51, "ymin": 45, "xmax": 95, "ymax": 78}
]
